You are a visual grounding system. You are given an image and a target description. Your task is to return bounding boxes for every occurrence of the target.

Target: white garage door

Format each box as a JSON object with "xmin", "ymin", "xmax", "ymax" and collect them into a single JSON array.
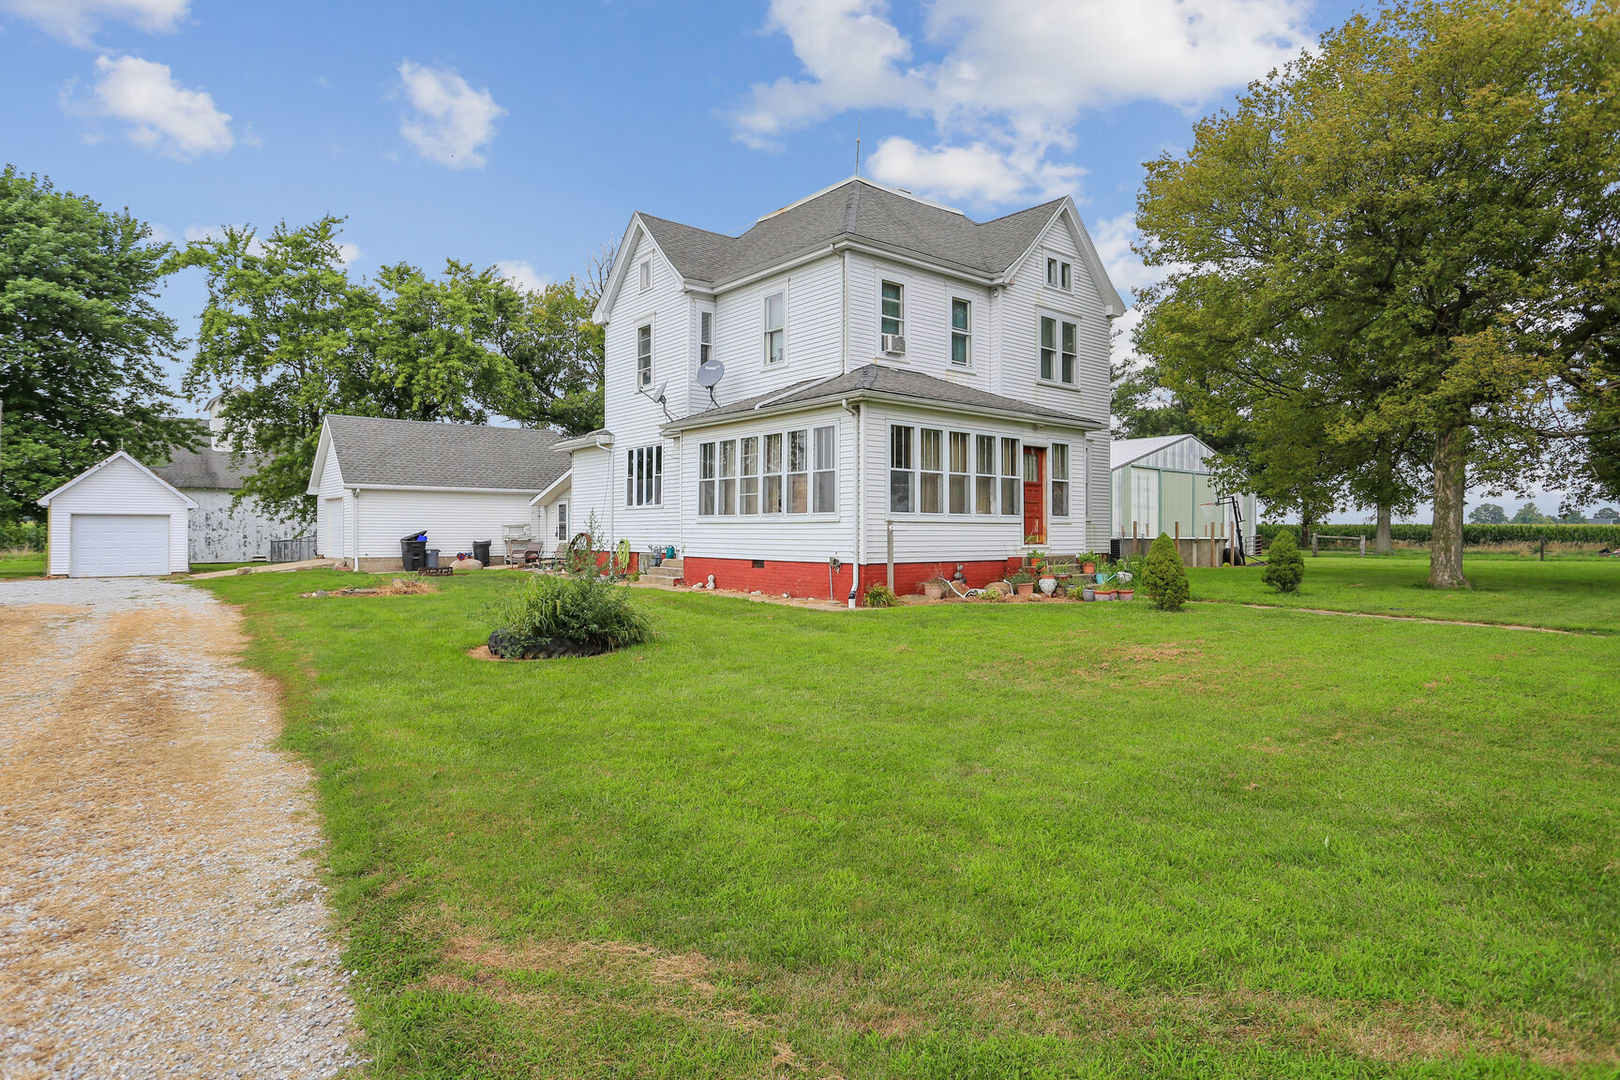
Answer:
[{"xmin": 69, "ymin": 514, "xmax": 171, "ymax": 577}]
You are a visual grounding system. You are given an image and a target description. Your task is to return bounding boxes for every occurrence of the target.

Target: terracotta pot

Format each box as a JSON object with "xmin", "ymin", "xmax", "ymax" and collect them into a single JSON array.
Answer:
[
  {"xmin": 1081, "ymin": 561, "xmax": 1097, "ymax": 575},
  {"xmin": 1014, "ymin": 582, "xmax": 1035, "ymax": 596},
  {"xmin": 1117, "ymin": 588, "xmax": 1135, "ymax": 601},
  {"xmin": 922, "ymin": 581, "xmax": 946, "ymax": 600},
  {"xmin": 1095, "ymin": 590, "xmax": 1117, "ymax": 601}
]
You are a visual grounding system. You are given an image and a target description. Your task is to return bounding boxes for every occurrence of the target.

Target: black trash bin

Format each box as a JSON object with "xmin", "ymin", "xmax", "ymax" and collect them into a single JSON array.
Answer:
[
  {"xmin": 400, "ymin": 532, "xmax": 427, "ymax": 571},
  {"xmin": 472, "ymin": 540, "xmax": 491, "ymax": 565}
]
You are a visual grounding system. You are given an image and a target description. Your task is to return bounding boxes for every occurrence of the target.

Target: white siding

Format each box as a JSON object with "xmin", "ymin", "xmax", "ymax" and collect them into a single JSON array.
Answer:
[
  {"xmin": 844, "ymin": 252, "xmax": 994, "ymax": 385},
  {"xmin": 44, "ymin": 455, "xmax": 190, "ymax": 575},
  {"xmin": 185, "ymin": 488, "xmax": 306, "ymax": 563},
  {"xmin": 559, "ymin": 444, "xmax": 614, "ymax": 551},
  {"xmin": 998, "ymin": 210, "xmax": 1111, "ymax": 422},
  {"xmin": 351, "ymin": 489, "xmax": 539, "ymax": 560},
  {"xmin": 313, "ymin": 440, "xmax": 349, "ymax": 559},
  {"xmin": 701, "ymin": 254, "xmax": 844, "ymax": 409}
]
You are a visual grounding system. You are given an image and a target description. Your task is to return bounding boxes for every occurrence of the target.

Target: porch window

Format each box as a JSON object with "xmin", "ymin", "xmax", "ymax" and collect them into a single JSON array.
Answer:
[
  {"xmin": 637, "ymin": 323, "xmax": 653, "ymax": 388},
  {"xmin": 812, "ymin": 425, "xmax": 837, "ymax": 513},
  {"xmin": 718, "ymin": 439, "xmax": 737, "ymax": 515},
  {"xmin": 764, "ymin": 292, "xmax": 785, "ymax": 365},
  {"xmin": 626, "ymin": 445, "xmax": 662, "ymax": 507},
  {"xmin": 1000, "ymin": 437, "xmax": 1021, "ymax": 516},
  {"xmin": 740, "ymin": 436, "xmax": 759, "ymax": 514},
  {"xmin": 764, "ymin": 433, "xmax": 784, "ymax": 513},
  {"xmin": 919, "ymin": 428, "xmax": 943, "ymax": 514},
  {"xmin": 948, "ymin": 432, "xmax": 970, "ymax": 513},
  {"xmin": 1051, "ymin": 443, "xmax": 1070, "ymax": 518},
  {"xmin": 889, "ymin": 424, "xmax": 914, "ymax": 514},
  {"xmin": 787, "ymin": 428, "xmax": 809, "ymax": 513},
  {"xmin": 950, "ymin": 298, "xmax": 971, "ymax": 366},
  {"xmin": 974, "ymin": 434, "xmax": 995, "ymax": 514},
  {"xmin": 698, "ymin": 442, "xmax": 716, "ymax": 516}
]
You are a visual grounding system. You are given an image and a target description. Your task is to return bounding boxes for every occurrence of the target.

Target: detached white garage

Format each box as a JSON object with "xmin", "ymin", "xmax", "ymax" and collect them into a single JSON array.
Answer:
[{"xmin": 38, "ymin": 451, "xmax": 196, "ymax": 577}]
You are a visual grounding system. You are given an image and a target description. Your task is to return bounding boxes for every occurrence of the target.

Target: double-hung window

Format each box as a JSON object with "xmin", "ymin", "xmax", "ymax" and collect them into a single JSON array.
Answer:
[
  {"xmin": 948, "ymin": 432, "xmax": 970, "ymax": 513},
  {"xmin": 1051, "ymin": 443, "xmax": 1070, "ymax": 518},
  {"xmin": 919, "ymin": 428, "xmax": 943, "ymax": 514},
  {"xmin": 1039, "ymin": 315, "xmax": 1079, "ymax": 386},
  {"xmin": 739, "ymin": 436, "xmax": 759, "ymax": 514},
  {"xmin": 698, "ymin": 442, "xmax": 717, "ymax": 516},
  {"xmin": 636, "ymin": 323, "xmax": 653, "ymax": 388},
  {"xmin": 812, "ymin": 425, "xmax": 836, "ymax": 513},
  {"xmin": 974, "ymin": 434, "xmax": 995, "ymax": 514},
  {"xmin": 718, "ymin": 440, "xmax": 737, "ymax": 515},
  {"xmin": 889, "ymin": 424, "xmax": 914, "ymax": 513},
  {"xmin": 763, "ymin": 433, "xmax": 784, "ymax": 513},
  {"xmin": 1000, "ymin": 437, "xmax": 1021, "ymax": 516},
  {"xmin": 950, "ymin": 298, "xmax": 971, "ymax": 366},
  {"xmin": 763, "ymin": 292, "xmax": 785, "ymax": 365},
  {"xmin": 555, "ymin": 502, "xmax": 569, "ymax": 541},
  {"xmin": 787, "ymin": 429, "xmax": 809, "ymax": 513},
  {"xmin": 881, "ymin": 281, "xmax": 904, "ymax": 340},
  {"xmin": 626, "ymin": 445, "xmax": 662, "ymax": 507},
  {"xmin": 699, "ymin": 309, "xmax": 714, "ymax": 367},
  {"xmin": 1046, "ymin": 257, "xmax": 1071, "ymax": 290}
]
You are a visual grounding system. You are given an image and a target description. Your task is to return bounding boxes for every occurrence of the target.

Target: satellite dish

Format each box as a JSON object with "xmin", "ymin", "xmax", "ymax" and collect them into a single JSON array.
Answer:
[
  {"xmin": 696, "ymin": 360, "xmax": 725, "ymax": 388},
  {"xmin": 651, "ymin": 380, "xmax": 667, "ymax": 404}
]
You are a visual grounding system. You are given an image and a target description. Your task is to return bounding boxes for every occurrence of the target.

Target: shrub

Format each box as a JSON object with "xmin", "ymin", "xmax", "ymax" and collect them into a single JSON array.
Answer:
[
  {"xmin": 863, "ymin": 584, "xmax": 900, "ymax": 608},
  {"xmin": 1141, "ymin": 533, "xmax": 1190, "ymax": 611},
  {"xmin": 488, "ymin": 575, "xmax": 653, "ymax": 658},
  {"xmin": 1256, "ymin": 521, "xmax": 1620, "ymax": 546},
  {"xmin": 0, "ymin": 522, "xmax": 45, "ymax": 551},
  {"xmin": 1262, "ymin": 531, "xmax": 1304, "ymax": 593}
]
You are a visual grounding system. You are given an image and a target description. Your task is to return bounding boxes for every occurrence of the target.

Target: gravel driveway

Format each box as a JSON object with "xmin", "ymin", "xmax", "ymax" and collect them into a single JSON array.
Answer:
[{"xmin": 0, "ymin": 578, "xmax": 359, "ymax": 1079}]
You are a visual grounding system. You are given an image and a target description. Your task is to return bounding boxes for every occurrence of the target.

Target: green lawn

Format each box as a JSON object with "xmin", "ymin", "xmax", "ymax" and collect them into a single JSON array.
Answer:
[
  {"xmin": 0, "ymin": 550, "xmax": 44, "ymax": 578},
  {"xmin": 1189, "ymin": 554, "xmax": 1620, "ymax": 633},
  {"xmin": 194, "ymin": 569, "xmax": 1619, "ymax": 1078}
]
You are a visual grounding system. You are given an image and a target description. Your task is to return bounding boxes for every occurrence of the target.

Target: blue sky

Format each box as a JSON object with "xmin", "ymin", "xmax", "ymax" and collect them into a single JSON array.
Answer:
[{"xmin": 0, "ymin": 0, "xmax": 1577, "ymax": 516}]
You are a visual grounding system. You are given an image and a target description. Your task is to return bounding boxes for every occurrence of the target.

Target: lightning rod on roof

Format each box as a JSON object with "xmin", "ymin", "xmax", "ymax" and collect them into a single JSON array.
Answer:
[{"xmin": 854, "ymin": 116, "xmax": 861, "ymax": 176}]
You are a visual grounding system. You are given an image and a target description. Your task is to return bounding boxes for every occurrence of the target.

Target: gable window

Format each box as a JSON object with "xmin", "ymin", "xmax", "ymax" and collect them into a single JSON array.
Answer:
[
  {"xmin": 787, "ymin": 429, "xmax": 810, "ymax": 513},
  {"xmin": 637, "ymin": 323, "xmax": 653, "ymax": 388},
  {"xmin": 1000, "ymin": 437, "xmax": 1021, "ymax": 516},
  {"xmin": 718, "ymin": 439, "xmax": 737, "ymax": 514},
  {"xmin": 626, "ymin": 445, "xmax": 663, "ymax": 507},
  {"xmin": 740, "ymin": 436, "xmax": 760, "ymax": 514},
  {"xmin": 763, "ymin": 433, "xmax": 784, "ymax": 512},
  {"xmin": 1051, "ymin": 443, "xmax": 1070, "ymax": 518},
  {"xmin": 699, "ymin": 309, "xmax": 714, "ymax": 368},
  {"xmin": 638, "ymin": 260, "xmax": 651, "ymax": 292},
  {"xmin": 919, "ymin": 428, "xmax": 943, "ymax": 514},
  {"xmin": 1039, "ymin": 315, "xmax": 1079, "ymax": 386},
  {"xmin": 975, "ymin": 434, "xmax": 995, "ymax": 514},
  {"xmin": 1046, "ymin": 257, "xmax": 1071, "ymax": 290},
  {"xmin": 763, "ymin": 292, "xmax": 785, "ymax": 365},
  {"xmin": 698, "ymin": 442, "xmax": 716, "ymax": 516},
  {"xmin": 880, "ymin": 280, "xmax": 904, "ymax": 340},
  {"xmin": 948, "ymin": 432, "xmax": 970, "ymax": 513},
  {"xmin": 813, "ymin": 425, "xmax": 837, "ymax": 513},
  {"xmin": 950, "ymin": 298, "xmax": 971, "ymax": 366},
  {"xmin": 889, "ymin": 424, "xmax": 913, "ymax": 513}
]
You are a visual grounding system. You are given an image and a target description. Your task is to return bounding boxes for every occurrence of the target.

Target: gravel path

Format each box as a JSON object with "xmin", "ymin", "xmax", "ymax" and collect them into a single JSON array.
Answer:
[{"xmin": 0, "ymin": 577, "xmax": 360, "ymax": 1079}]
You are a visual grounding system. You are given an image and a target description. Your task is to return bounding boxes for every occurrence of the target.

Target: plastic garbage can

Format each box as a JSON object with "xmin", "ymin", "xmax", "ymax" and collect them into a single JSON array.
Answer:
[
  {"xmin": 472, "ymin": 540, "xmax": 491, "ymax": 565},
  {"xmin": 400, "ymin": 533, "xmax": 428, "ymax": 571},
  {"xmin": 426, "ymin": 548, "xmax": 440, "ymax": 569}
]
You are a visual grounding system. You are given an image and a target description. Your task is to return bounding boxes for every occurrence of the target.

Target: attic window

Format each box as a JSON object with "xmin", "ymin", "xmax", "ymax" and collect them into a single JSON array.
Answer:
[
  {"xmin": 638, "ymin": 261, "xmax": 651, "ymax": 292},
  {"xmin": 1046, "ymin": 257, "xmax": 1071, "ymax": 290}
]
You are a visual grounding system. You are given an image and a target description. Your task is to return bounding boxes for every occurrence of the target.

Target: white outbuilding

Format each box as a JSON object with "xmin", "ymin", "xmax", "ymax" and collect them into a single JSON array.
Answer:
[
  {"xmin": 37, "ymin": 451, "xmax": 196, "ymax": 577},
  {"xmin": 1111, "ymin": 434, "xmax": 1260, "ymax": 555}
]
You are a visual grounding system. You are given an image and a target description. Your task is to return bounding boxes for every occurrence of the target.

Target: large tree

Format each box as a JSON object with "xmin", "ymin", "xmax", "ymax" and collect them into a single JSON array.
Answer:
[
  {"xmin": 1135, "ymin": 0, "xmax": 1620, "ymax": 587},
  {"xmin": 0, "ymin": 167, "xmax": 195, "ymax": 522}
]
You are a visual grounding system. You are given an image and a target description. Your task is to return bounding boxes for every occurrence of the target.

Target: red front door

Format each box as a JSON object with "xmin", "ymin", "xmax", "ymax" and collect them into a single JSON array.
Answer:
[{"xmin": 1022, "ymin": 446, "xmax": 1046, "ymax": 544}]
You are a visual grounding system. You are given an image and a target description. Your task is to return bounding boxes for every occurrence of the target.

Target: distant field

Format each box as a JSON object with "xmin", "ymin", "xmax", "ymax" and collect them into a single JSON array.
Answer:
[
  {"xmin": 195, "ymin": 568, "xmax": 1619, "ymax": 1078},
  {"xmin": 1189, "ymin": 554, "xmax": 1619, "ymax": 633}
]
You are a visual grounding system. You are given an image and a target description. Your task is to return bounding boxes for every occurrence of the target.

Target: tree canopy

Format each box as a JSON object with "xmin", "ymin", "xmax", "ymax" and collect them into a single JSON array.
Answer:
[
  {"xmin": 1133, "ymin": 0, "xmax": 1620, "ymax": 587},
  {"xmin": 1467, "ymin": 503, "xmax": 1508, "ymax": 525},
  {"xmin": 0, "ymin": 166, "xmax": 196, "ymax": 523}
]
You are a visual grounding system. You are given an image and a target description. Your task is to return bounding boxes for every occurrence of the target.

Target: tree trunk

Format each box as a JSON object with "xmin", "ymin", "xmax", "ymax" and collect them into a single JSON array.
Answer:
[
  {"xmin": 1428, "ymin": 423, "xmax": 1469, "ymax": 588},
  {"xmin": 1375, "ymin": 504, "xmax": 1393, "ymax": 554}
]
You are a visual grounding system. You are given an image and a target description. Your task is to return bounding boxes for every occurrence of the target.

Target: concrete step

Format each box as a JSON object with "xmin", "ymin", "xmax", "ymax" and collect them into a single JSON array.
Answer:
[{"xmin": 642, "ymin": 563, "xmax": 684, "ymax": 585}]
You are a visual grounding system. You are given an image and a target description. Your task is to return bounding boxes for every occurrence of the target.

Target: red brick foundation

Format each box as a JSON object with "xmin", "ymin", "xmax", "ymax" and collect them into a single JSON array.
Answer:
[{"xmin": 680, "ymin": 557, "xmax": 1022, "ymax": 604}]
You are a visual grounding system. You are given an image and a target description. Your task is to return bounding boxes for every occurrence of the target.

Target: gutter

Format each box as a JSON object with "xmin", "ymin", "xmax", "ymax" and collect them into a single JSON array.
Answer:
[{"xmin": 843, "ymin": 397, "xmax": 862, "ymax": 608}]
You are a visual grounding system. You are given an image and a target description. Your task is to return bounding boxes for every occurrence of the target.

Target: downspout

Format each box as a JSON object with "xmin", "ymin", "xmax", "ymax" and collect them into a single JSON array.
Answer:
[{"xmin": 843, "ymin": 397, "xmax": 862, "ymax": 608}]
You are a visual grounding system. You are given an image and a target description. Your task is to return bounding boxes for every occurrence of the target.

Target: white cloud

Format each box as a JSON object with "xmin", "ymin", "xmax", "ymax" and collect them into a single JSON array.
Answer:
[
  {"xmin": 735, "ymin": 0, "xmax": 1312, "ymax": 205},
  {"xmin": 88, "ymin": 54, "xmax": 232, "ymax": 157},
  {"xmin": 336, "ymin": 242, "xmax": 361, "ymax": 266},
  {"xmin": 397, "ymin": 61, "xmax": 504, "ymax": 169},
  {"xmin": 496, "ymin": 260, "xmax": 550, "ymax": 292},
  {"xmin": 0, "ymin": 0, "xmax": 186, "ymax": 47}
]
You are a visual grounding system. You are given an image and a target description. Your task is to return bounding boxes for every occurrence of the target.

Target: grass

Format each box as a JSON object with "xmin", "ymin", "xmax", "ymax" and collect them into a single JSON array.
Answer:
[
  {"xmin": 194, "ymin": 568, "xmax": 1619, "ymax": 1078},
  {"xmin": 1188, "ymin": 554, "xmax": 1620, "ymax": 633},
  {"xmin": 0, "ymin": 550, "xmax": 45, "ymax": 579}
]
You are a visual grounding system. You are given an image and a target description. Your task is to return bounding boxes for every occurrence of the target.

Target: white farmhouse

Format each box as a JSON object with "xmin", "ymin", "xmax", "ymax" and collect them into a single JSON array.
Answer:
[{"xmin": 562, "ymin": 177, "xmax": 1123, "ymax": 598}]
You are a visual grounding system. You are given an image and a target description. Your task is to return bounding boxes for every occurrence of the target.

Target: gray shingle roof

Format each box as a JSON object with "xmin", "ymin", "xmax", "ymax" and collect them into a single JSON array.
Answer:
[
  {"xmin": 152, "ymin": 445, "xmax": 261, "ymax": 490},
  {"xmin": 324, "ymin": 415, "xmax": 570, "ymax": 491},
  {"xmin": 638, "ymin": 179, "xmax": 1064, "ymax": 287},
  {"xmin": 665, "ymin": 364, "xmax": 1101, "ymax": 430}
]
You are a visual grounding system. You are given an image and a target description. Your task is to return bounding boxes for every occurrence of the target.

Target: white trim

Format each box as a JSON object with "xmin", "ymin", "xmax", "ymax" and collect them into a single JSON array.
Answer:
[
  {"xmin": 346, "ymin": 483, "xmax": 555, "ymax": 495},
  {"xmin": 665, "ymin": 391, "xmax": 1104, "ymax": 436},
  {"xmin": 529, "ymin": 471, "xmax": 573, "ymax": 506},
  {"xmin": 554, "ymin": 430, "xmax": 616, "ymax": 453},
  {"xmin": 1003, "ymin": 199, "xmax": 1127, "ymax": 317},
  {"xmin": 1110, "ymin": 433, "xmax": 1203, "ymax": 471},
  {"xmin": 37, "ymin": 450, "xmax": 198, "ymax": 509}
]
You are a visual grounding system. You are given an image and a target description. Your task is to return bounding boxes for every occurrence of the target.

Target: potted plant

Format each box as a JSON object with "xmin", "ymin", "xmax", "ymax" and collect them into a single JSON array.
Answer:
[
  {"xmin": 1008, "ymin": 570, "xmax": 1036, "ymax": 596},
  {"xmin": 1081, "ymin": 584, "xmax": 1096, "ymax": 601},
  {"xmin": 1094, "ymin": 586, "xmax": 1118, "ymax": 601},
  {"xmin": 1116, "ymin": 584, "xmax": 1135, "ymax": 601},
  {"xmin": 921, "ymin": 576, "xmax": 949, "ymax": 600},
  {"xmin": 1078, "ymin": 552, "xmax": 1099, "ymax": 575},
  {"xmin": 1038, "ymin": 572, "xmax": 1058, "ymax": 596}
]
